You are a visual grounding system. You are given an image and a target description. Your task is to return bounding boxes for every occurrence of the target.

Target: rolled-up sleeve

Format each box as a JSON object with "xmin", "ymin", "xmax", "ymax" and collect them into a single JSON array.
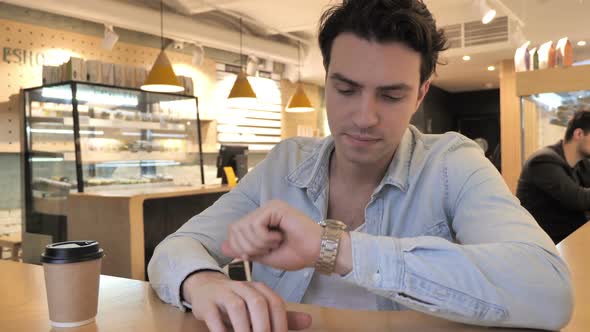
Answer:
[
  {"xmin": 343, "ymin": 140, "xmax": 573, "ymax": 330},
  {"xmin": 147, "ymin": 143, "xmax": 287, "ymax": 308}
]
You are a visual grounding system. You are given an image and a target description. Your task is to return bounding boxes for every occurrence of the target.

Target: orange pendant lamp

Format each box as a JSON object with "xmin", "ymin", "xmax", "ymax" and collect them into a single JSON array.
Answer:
[
  {"xmin": 228, "ymin": 18, "xmax": 257, "ymax": 101},
  {"xmin": 286, "ymin": 42, "xmax": 314, "ymax": 113},
  {"xmin": 141, "ymin": 0, "xmax": 184, "ymax": 93}
]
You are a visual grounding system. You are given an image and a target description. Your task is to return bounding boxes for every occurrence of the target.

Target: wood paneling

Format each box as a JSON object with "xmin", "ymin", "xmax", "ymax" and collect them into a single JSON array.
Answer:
[
  {"xmin": 499, "ymin": 60, "xmax": 521, "ymax": 193},
  {"xmin": 522, "ymin": 98, "xmax": 539, "ymax": 162},
  {"xmin": 67, "ymin": 185, "xmax": 229, "ymax": 280},
  {"xmin": 516, "ymin": 64, "xmax": 590, "ymax": 96}
]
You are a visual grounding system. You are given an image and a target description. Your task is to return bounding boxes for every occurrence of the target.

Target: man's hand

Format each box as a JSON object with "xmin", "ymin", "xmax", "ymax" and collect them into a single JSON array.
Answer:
[
  {"xmin": 182, "ymin": 271, "xmax": 312, "ymax": 332},
  {"xmin": 221, "ymin": 200, "xmax": 323, "ymax": 271}
]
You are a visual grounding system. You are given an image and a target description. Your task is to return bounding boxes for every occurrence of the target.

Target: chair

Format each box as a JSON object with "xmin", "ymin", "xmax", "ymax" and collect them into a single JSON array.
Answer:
[{"xmin": 0, "ymin": 233, "xmax": 22, "ymax": 261}]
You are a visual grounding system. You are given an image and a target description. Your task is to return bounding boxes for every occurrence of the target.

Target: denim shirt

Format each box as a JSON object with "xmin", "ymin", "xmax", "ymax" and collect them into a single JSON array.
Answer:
[{"xmin": 148, "ymin": 126, "xmax": 573, "ymax": 330}]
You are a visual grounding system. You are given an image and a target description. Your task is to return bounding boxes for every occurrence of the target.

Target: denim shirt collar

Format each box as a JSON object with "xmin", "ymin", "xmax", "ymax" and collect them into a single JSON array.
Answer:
[{"xmin": 286, "ymin": 126, "xmax": 416, "ymax": 199}]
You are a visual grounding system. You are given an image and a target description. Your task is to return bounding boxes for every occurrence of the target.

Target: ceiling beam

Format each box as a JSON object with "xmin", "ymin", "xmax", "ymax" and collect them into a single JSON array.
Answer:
[
  {"xmin": 1, "ymin": 0, "xmax": 300, "ymax": 64},
  {"xmin": 275, "ymin": 23, "xmax": 318, "ymax": 34}
]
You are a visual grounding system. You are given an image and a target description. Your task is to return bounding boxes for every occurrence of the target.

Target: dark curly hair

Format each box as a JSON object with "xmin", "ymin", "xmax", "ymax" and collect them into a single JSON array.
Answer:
[
  {"xmin": 318, "ymin": 0, "xmax": 448, "ymax": 84},
  {"xmin": 565, "ymin": 110, "xmax": 590, "ymax": 142}
]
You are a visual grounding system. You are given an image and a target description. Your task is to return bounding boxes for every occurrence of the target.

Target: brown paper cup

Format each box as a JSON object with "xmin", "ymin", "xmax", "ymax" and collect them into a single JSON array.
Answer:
[
  {"xmin": 43, "ymin": 258, "xmax": 102, "ymax": 327},
  {"xmin": 41, "ymin": 241, "xmax": 104, "ymax": 328}
]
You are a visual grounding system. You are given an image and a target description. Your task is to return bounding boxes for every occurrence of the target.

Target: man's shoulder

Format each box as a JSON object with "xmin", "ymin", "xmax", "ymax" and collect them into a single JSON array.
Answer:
[
  {"xmin": 411, "ymin": 128, "xmax": 481, "ymax": 159},
  {"xmin": 406, "ymin": 128, "xmax": 489, "ymax": 181},
  {"xmin": 525, "ymin": 145, "xmax": 565, "ymax": 166}
]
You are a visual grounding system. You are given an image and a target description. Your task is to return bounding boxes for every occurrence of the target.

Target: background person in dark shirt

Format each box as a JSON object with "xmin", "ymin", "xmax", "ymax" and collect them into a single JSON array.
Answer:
[{"xmin": 517, "ymin": 110, "xmax": 590, "ymax": 244}]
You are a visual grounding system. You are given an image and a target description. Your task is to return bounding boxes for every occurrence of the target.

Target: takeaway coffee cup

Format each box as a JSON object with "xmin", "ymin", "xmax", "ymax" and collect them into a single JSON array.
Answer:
[{"xmin": 41, "ymin": 241, "xmax": 104, "ymax": 328}]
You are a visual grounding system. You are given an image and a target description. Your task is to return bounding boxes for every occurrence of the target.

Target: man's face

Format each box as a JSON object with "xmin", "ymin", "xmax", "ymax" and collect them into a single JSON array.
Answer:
[
  {"xmin": 325, "ymin": 33, "xmax": 430, "ymax": 167},
  {"xmin": 575, "ymin": 130, "xmax": 590, "ymax": 159}
]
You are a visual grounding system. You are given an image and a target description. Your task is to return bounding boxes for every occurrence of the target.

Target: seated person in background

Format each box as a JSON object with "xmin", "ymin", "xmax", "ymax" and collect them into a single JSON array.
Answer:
[
  {"xmin": 149, "ymin": 1, "xmax": 573, "ymax": 331},
  {"xmin": 517, "ymin": 110, "xmax": 590, "ymax": 244},
  {"xmin": 574, "ymin": 157, "xmax": 590, "ymax": 187}
]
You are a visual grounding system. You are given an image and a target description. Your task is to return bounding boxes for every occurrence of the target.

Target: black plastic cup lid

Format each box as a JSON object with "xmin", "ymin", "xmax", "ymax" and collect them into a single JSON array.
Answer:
[{"xmin": 41, "ymin": 241, "xmax": 104, "ymax": 264}]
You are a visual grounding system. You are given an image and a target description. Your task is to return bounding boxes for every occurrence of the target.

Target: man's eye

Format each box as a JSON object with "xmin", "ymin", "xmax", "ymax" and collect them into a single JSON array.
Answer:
[
  {"xmin": 382, "ymin": 95, "xmax": 402, "ymax": 102},
  {"xmin": 337, "ymin": 89, "xmax": 355, "ymax": 96}
]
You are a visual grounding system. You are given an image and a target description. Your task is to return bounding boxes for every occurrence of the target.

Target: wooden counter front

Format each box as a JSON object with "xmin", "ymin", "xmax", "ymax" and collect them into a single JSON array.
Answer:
[{"xmin": 67, "ymin": 185, "xmax": 229, "ymax": 281}]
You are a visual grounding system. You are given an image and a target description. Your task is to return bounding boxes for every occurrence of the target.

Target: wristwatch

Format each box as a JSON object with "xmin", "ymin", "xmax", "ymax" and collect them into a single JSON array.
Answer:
[{"xmin": 315, "ymin": 219, "xmax": 347, "ymax": 275}]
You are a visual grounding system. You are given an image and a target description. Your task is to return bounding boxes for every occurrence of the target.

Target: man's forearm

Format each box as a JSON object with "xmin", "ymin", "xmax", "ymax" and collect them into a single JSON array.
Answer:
[
  {"xmin": 335, "ymin": 231, "xmax": 353, "ymax": 276},
  {"xmin": 182, "ymin": 270, "xmax": 228, "ymax": 305}
]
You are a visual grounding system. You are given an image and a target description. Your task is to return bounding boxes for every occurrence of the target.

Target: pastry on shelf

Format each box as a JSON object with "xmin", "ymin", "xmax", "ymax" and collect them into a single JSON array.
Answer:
[{"xmin": 32, "ymin": 177, "xmax": 75, "ymax": 190}]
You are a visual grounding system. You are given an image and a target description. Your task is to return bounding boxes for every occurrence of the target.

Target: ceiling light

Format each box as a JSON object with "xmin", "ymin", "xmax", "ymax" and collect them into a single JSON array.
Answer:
[
  {"xmin": 485, "ymin": 83, "xmax": 494, "ymax": 88},
  {"xmin": 462, "ymin": 55, "xmax": 471, "ymax": 61},
  {"xmin": 102, "ymin": 24, "xmax": 119, "ymax": 50},
  {"xmin": 482, "ymin": 9, "xmax": 496, "ymax": 24},
  {"xmin": 228, "ymin": 18, "xmax": 257, "ymax": 101},
  {"xmin": 578, "ymin": 41, "xmax": 587, "ymax": 47},
  {"xmin": 192, "ymin": 44, "xmax": 205, "ymax": 66},
  {"xmin": 141, "ymin": 0, "xmax": 184, "ymax": 93},
  {"xmin": 488, "ymin": 66, "xmax": 496, "ymax": 71},
  {"xmin": 287, "ymin": 42, "xmax": 314, "ymax": 113},
  {"xmin": 246, "ymin": 56, "xmax": 259, "ymax": 76},
  {"xmin": 480, "ymin": 0, "xmax": 496, "ymax": 24}
]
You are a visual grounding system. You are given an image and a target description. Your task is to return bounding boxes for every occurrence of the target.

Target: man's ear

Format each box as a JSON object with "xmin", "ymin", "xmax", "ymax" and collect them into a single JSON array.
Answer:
[{"xmin": 416, "ymin": 80, "xmax": 431, "ymax": 111}]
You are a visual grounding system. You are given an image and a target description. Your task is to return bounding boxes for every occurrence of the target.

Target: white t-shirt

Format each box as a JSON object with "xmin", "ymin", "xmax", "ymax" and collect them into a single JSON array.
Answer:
[{"xmin": 301, "ymin": 224, "xmax": 381, "ymax": 310}]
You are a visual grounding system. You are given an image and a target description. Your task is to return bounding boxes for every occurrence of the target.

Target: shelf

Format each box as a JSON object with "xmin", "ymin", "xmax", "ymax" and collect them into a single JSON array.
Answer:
[
  {"xmin": 30, "ymin": 150, "xmax": 73, "ymax": 157},
  {"xmin": 29, "ymin": 116, "xmax": 190, "ymax": 132},
  {"xmin": 30, "ymin": 116, "xmax": 69, "ymax": 124},
  {"xmin": 64, "ymin": 151, "xmax": 189, "ymax": 163},
  {"xmin": 30, "ymin": 150, "xmax": 200, "ymax": 165},
  {"xmin": 65, "ymin": 118, "xmax": 187, "ymax": 131},
  {"xmin": 83, "ymin": 181, "xmax": 176, "ymax": 192}
]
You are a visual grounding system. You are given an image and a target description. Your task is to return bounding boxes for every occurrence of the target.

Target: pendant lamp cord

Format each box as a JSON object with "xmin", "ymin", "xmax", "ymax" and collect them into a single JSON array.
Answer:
[
  {"xmin": 298, "ymin": 41, "xmax": 301, "ymax": 82},
  {"xmin": 240, "ymin": 17, "xmax": 244, "ymax": 70},
  {"xmin": 160, "ymin": 0, "xmax": 164, "ymax": 51}
]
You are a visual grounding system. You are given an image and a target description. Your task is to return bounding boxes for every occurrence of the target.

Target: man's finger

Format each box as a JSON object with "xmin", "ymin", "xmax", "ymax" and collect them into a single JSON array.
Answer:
[
  {"xmin": 200, "ymin": 304, "xmax": 228, "ymax": 332},
  {"xmin": 249, "ymin": 282, "xmax": 288, "ymax": 332},
  {"xmin": 287, "ymin": 311, "xmax": 313, "ymax": 331},
  {"xmin": 243, "ymin": 223, "xmax": 270, "ymax": 251},
  {"xmin": 221, "ymin": 241, "xmax": 237, "ymax": 258},
  {"xmin": 220, "ymin": 292, "xmax": 251, "ymax": 332},
  {"xmin": 231, "ymin": 282, "xmax": 272, "ymax": 332},
  {"xmin": 251, "ymin": 223, "xmax": 283, "ymax": 248}
]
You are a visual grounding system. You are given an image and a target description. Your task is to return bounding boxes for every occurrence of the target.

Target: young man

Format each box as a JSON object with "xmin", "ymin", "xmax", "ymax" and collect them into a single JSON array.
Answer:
[
  {"xmin": 149, "ymin": 1, "xmax": 573, "ymax": 331},
  {"xmin": 517, "ymin": 110, "xmax": 590, "ymax": 244}
]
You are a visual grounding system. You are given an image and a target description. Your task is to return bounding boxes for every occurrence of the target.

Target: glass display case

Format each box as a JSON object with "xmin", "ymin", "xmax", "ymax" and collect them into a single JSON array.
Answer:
[
  {"xmin": 22, "ymin": 81, "xmax": 205, "ymax": 242},
  {"xmin": 521, "ymin": 89, "xmax": 590, "ymax": 162}
]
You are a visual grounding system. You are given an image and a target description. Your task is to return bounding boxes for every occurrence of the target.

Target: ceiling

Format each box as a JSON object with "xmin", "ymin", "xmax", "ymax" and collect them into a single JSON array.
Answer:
[{"xmin": 57, "ymin": 0, "xmax": 590, "ymax": 92}]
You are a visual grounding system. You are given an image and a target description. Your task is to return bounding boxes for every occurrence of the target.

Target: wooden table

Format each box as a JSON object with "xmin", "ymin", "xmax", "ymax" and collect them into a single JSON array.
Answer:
[
  {"xmin": 2, "ymin": 222, "xmax": 588, "ymax": 332},
  {"xmin": 67, "ymin": 184, "xmax": 229, "ymax": 281},
  {"xmin": 557, "ymin": 222, "xmax": 590, "ymax": 332},
  {"xmin": 0, "ymin": 260, "xmax": 539, "ymax": 332}
]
